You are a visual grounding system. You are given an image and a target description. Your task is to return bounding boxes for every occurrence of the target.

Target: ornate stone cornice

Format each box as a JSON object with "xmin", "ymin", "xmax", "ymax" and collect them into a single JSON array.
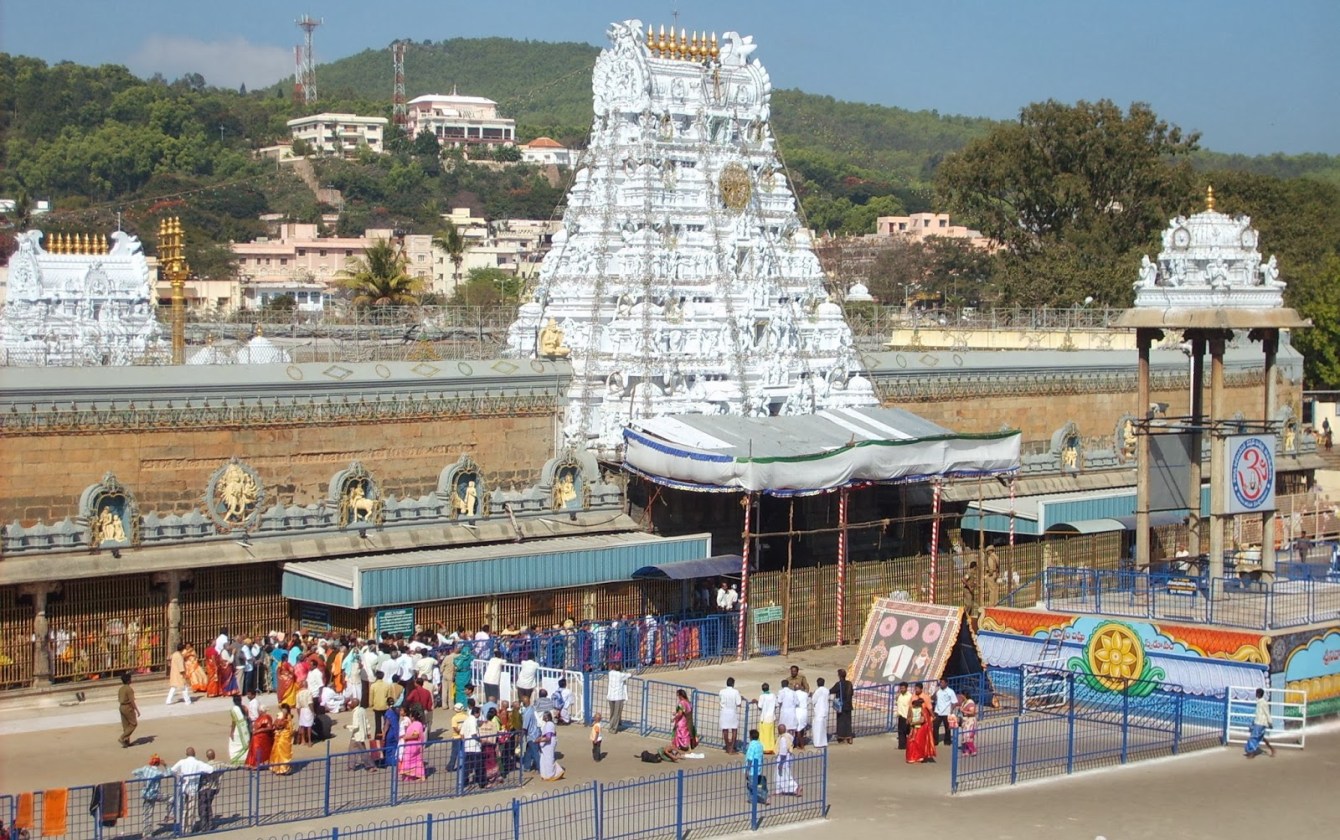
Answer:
[{"xmin": 3, "ymin": 391, "xmax": 561, "ymax": 436}]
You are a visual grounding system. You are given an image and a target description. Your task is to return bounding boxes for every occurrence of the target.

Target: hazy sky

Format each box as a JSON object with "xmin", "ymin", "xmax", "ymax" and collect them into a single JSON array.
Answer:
[{"xmin": 2, "ymin": 0, "xmax": 1336, "ymax": 155}]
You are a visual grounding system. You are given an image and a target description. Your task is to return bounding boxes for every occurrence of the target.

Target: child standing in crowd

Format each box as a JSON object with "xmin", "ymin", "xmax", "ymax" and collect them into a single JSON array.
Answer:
[{"xmin": 590, "ymin": 712, "xmax": 604, "ymax": 761}]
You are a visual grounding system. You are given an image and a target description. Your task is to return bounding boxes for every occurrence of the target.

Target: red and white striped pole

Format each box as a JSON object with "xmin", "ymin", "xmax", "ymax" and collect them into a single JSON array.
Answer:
[
  {"xmin": 928, "ymin": 481, "xmax": 942, "ymax": 603},
  {"xmin": 1008, "ymin": 476, "xmax": 1017, "ymax": 548},
  {"xmin": 837, "ymin": 487, "xmax": 849, "ymax": 645},
  {"xmin": 736, "ymin": 493, "xmax": 752, "ymax": 661}
]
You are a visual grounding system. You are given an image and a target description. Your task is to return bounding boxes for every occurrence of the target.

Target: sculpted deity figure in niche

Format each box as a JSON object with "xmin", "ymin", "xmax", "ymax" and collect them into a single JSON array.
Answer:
[
  {"xmin": 92, "ymin": 506, "xmax": 127, "ymax": 546},
  {"xmin": 1122, "ymin": 419, "xmax": 1137, "ymax": 460},
  {"xmin": 551, "ymin": 472, "xmax": 578, "ymax": 510},
  {"xmin": 346, "ymin": 483, "xmax": 382, "ymax": 523},
  {"xmin": 1061, "ymin": 444, "xmax": 1079, "ymax": 470},
  {"xmin": 538, "ymin": 319, "xmax": 571, "ymax": 359},
  {"xmin": 219, "ymin": 463, "xmax": 259, "ymax": 523},
  {"xmin": 1283, "ymin": 424, "xmax": 1296, "ymax": 452},
  {"xmin": 453, "ymin": 480, "xmax": 479, "ymax": 516}
]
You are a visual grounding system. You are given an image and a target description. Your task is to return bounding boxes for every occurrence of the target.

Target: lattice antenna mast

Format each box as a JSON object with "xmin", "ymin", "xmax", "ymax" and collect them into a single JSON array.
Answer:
[
  {"xmin": 296, "ymin": 15, "xmax": 322, "ymax": 105},
  {"xmin": 292, "ymin": 46, "xmax": 305, "ymax": 107},
  {"xmin": 391, "ymin": 41, "xmax": 408, "ymax": 130}
]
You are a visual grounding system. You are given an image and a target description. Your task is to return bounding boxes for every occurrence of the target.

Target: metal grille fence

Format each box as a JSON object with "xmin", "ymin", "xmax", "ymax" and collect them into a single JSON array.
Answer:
[
  {"xmin": 1, "ymin": 754, "xmax": 827, "ymax": 840},
  {"xmin": 951, "ymin": 668, "xmax": 1227, "ymax": 792},
  {"xmin": 1044, "ymin": 566, "xmax": 1340, "ymax": 630},
  {"xmin": 47, "ymin": 574, "xmax": 166, "ymax": 683}
]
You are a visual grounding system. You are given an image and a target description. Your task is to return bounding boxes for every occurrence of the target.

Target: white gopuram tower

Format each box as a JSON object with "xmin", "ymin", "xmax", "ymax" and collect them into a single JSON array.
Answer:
[{"xmin": 506, "ymin": 20, "xmax": 876, "ymax": 454}]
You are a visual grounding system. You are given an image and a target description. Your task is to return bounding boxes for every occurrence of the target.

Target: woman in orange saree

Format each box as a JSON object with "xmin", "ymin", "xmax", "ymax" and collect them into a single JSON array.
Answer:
[
  {"xmin": 204, "ymin": 646, "xmax": 221, "ymax": 697},
  {"xmin": 277, "ymin": 659, "xmax": 299, "ymax": 708},
  {"xmin": 269, "ymin": 705, "xmax": 295, "ymax": 775},
  {"xmin": 185, "ymin": 644, "xmax": 208, "ymax": 693}
]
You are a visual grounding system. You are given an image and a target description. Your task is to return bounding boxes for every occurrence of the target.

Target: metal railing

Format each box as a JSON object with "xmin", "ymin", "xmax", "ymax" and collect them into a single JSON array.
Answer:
[
  {"xmin": 951, "ymin": 668, "xmax": 1227, "ymax": 792},
  {"xmin": 1044, "ymin": 565, "xmax": 1340, "ymax": 630},
  {"xmin": 2, "ymin": 752, "xmax": 828, "ymax": 840},
  {"xmin": 0, "ymin": 733, "xmax": 524, "ymax": 840}
]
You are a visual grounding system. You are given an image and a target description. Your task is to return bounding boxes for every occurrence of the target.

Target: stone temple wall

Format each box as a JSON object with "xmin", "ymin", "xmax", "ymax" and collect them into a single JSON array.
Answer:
[{"xmin": 0, "ymin": 360, "xmax": 566, "ymax": 527}]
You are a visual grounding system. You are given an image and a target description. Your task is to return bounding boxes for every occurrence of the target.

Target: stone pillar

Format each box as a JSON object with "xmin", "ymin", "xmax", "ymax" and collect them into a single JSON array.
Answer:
[
  {"xmin": 22, "ymin": 582, "xmax": 59, "ymax": 686},
  {"xmin": 1135, "ymin": 329, "xmax": 1156, "ymax": 570},
  {"xmin": 1261, "ymin": 329, "xmax": 1279, "ymax": 578},
  {"xmin": 1208, "ymin": 334, "xmax": 1228, "ymax": 583},
  {"xmin": 1187, "ymin": 335, "xmax": 1207, "ymax": 556},
  {"xmin": 164, "ymin": 571, "xmax": 185, "ymax": 655}
]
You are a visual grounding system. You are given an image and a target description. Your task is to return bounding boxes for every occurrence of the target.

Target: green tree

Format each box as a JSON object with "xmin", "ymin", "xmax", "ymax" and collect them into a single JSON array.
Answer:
[
  {"xmin": 935, "ymin": 100, "xmax": 1200, "ymax": 305},
  {"xmin": 336, "ymin": 238, "xmax": 422, "ymax": 312},
  {"xmin": 432, "ymin": 220, "xmax": 469, "ymax": 285},
  {"xmin": 450, "ymin": 266, "xmax": 524, "ymax": 307}
]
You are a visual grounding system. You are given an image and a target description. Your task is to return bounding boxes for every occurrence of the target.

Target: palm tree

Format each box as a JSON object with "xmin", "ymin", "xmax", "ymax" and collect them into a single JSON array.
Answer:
[
  {"xmin": 432, "ymin": 220, "xmax": 469, "ymax": 291},
  {"xmin": 336, "ymin": 238, "xmax": 422, "ymax": 316}
]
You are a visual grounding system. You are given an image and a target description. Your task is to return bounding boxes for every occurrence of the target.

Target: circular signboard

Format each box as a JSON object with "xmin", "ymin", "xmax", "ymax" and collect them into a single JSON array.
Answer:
[{"xmin": 1230, "ymin": 437, "xmax": 1274, "ymax": 511}]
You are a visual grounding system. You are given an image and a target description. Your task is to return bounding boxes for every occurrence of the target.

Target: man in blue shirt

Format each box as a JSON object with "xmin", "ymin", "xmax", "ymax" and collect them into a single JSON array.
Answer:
[
  {"xmin": 521, "ymin": 697, "xmax": 542, "ymax": 773},
  {"xmin": 744, "ymin": 728, "xmax": 768, "ymax": 805}
]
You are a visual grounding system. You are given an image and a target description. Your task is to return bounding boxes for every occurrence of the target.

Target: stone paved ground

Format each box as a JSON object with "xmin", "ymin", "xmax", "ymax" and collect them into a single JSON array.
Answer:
[{"xmin": 1, "ymin": 646, "xmax": 1334, "ymax": 839}]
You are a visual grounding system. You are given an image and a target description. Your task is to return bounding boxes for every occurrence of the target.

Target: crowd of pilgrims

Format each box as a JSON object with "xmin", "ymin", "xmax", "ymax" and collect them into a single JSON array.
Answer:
[{"xmin": 169, "ymin": 623, "xmax": 592, "ymax": 786}]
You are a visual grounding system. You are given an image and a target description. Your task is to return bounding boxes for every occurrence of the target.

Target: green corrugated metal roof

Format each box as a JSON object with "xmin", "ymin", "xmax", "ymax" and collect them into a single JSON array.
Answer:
[{"xmin": 282, "ymin": 532, "xmax": 712, "ymax": 608}]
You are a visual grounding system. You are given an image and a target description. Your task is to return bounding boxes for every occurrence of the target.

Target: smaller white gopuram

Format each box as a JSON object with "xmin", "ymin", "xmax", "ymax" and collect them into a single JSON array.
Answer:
[{"xmin": 2, "ymin": 229, "xmax": 163, "ymax": 366}]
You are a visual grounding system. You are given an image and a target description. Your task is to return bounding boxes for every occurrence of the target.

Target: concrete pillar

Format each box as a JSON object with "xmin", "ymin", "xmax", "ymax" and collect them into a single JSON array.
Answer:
[
  {"xmin": 1187, "ymin": 335, "xmax": 1206, "ymax": 556},
  {"xmin": 1208, "ymin": 334, "xmax": 1228, "ymax": 583},
  {"xmin": 1261, "ymin": 330, "xmax": 1279, "ymax": 578},
  {"xmin": 1135, "ymin": 329, "xmax": 1156, "ymax": 570},
  {"xmin": 22, "ymin": 582, "xmax": 59, "ymax": 686}
]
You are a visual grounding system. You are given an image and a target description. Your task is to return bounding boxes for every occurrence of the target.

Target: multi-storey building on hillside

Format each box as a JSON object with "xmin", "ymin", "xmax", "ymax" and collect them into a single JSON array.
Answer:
[
  {"xmin": 286, "ymin": 113, "xmax": 389, "ymax": 157},
  {"xmin": 406, "ymin": 91, "xmax": 516, "ymax": 148}
]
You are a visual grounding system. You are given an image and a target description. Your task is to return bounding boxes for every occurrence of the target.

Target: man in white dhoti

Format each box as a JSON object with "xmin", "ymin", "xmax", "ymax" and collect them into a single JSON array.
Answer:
[
  {"xmin": 810, "ymin": 677, "xmax": 830, "ymax": 748},
  {"xmin": 774, "ymin": 724, "xmax": 801, "ymax": 796},
  {"xmin": 793, "ymin": 685, "xmax": 810, "ymax": 749},
  {"xmin": 719, "ymin": 677, "xmax": 744, "ymax": 754},
  {"xmin": 778, "ymin": 680, "xmax": 798, "ymax": 733}
]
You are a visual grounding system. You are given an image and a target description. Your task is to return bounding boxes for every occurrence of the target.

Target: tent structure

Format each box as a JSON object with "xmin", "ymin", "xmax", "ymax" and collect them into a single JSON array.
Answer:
[
  {"xmin": 623, "ymin": 407, "xmax": 1020, "ymax": 495},
  {"xmin": 850, "ymin": 598, "xmax": 990, "ymax": 698},
  {"xmin": 622, "ymin": 407, "xmax": 1021, "ymax": 661}
]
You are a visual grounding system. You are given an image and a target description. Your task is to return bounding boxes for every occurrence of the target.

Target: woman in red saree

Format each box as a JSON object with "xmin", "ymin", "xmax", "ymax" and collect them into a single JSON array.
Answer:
[
  {"xmin": 246, "ymin": 707, "xmax": 276, "ymax": 768},
  {"xmin": 277, "ymin": 659, "xmax": 299, "ymax": 708},
  {"xmin": 905, "ymin": 698, "xmax": 937, "ymax": 764}
]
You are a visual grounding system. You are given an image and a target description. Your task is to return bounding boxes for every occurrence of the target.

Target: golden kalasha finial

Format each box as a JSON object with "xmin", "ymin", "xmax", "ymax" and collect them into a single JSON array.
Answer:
[
  {"xmin": 647, "ymin": 23, "xmax": 655, "ymax": 51},
  {"xmin": 679, "ymin": 28, "xmax": 688, "ymax": 59},
  {"xmin": 55, "ymin": 232, "xmax": 66, "ymax": 254},
  {"xmin": 255, "ymin": 323, "xmax": 264, "ymax": 337},
  {"xmin": 690, "ymin": 32, "xmax": 700, "ymax": 60},
  {"xmin": 658, "ymin": 25, "xmax": 667, "ymax": 57},
  {"xmin": 1205, "ymin": 185, "xmax": 1216, "ymax": 212},
  {"xmin": 77, "ymin": 233, "xmax": 87, "ymax": 253},
  {"xmin": 710, "ymin": 33, "xmax": 719, "ymax": 60}
]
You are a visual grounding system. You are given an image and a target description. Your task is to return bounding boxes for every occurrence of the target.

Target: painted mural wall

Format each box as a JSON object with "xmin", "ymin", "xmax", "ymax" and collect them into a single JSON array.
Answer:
[
  {"xmin": 1271, "ymin": 628, "xmax": 1340, "ymax": 716},
  {"xmin": 979, "ymin": 607, "xmax": 1269, "ymax": 698}
]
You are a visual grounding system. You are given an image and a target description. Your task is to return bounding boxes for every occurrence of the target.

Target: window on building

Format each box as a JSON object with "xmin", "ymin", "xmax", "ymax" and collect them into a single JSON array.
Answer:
[
  {"xmin": 280, "ymin": 258, "xmax": 288, "ymax": 266},
  {"xmin": 298, "ymin": 249, "xmax": 307, "ymax": 256},
  {"xmin": 319, "ymin": 250, "xmax": 327, "ymax": 257},
  {"xmin": 939, "ymin": 219, "xmax": 947, "ymax": 227},
  {"xmin": 345, "ymin": 250, "xmax": 353, "ymax": 257}
]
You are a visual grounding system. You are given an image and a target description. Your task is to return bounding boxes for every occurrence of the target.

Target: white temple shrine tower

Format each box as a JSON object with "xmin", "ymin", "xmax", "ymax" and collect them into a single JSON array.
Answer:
[
  {"xmin": 506, "ymin": 20, "xmax": 876, "ymax": 455},
  {"xmin": 1121, "ymin": 187, "xmax": 1310, "ymax": 583}
]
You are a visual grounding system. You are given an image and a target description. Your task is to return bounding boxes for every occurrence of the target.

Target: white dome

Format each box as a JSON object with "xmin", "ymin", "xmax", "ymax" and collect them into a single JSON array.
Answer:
[
  {"xmin": 847, "ymin": 374, "xmax": 874, "ymax": 394},
  {"xmin": 186, "ymin": 345, "xmax": 232, "ymax": 365},
  {"xmin": 845, "ymin": 283, "xmax": 874, "ymax": 303},
  {"xmin": 235, "ymin": 335, "xmax": 291, "ymax": 365}
]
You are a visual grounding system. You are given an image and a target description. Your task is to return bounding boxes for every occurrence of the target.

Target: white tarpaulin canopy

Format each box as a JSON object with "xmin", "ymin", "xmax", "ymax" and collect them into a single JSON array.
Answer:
[{"xmin": 623, "ymin": 407, "xmax": 1020, "ymax": 495}]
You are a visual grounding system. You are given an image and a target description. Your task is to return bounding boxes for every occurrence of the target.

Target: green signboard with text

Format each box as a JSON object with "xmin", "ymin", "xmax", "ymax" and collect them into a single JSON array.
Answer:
[{"xmin": 375, "ymin": 607, "xmax": 415, "ymax": 638}]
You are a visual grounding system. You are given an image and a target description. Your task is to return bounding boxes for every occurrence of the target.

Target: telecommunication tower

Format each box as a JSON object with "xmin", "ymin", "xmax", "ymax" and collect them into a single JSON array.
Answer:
[
  {"xmin": 292, "ymin": 46, "xmax": 305, "ymax": 107},
  {"xmin": 391, "ymin": 41, "xmax": 408, "ymax": 130},
  {"xmin": 296, "ymin": 15, "xmax": 322, "ymax": 105}
]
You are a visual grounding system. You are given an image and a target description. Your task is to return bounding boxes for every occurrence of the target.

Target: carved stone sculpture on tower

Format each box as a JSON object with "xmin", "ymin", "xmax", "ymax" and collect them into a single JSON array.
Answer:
[{"xmin": 504, "ymin": 19, "xmax": 875, "ymax": 454}]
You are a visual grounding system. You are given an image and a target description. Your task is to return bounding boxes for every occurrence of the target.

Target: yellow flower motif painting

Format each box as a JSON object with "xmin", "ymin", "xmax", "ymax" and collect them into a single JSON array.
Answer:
[{"xmin": 1087, "ymin": 624, "xmax": 1144, "ymax": 691}]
